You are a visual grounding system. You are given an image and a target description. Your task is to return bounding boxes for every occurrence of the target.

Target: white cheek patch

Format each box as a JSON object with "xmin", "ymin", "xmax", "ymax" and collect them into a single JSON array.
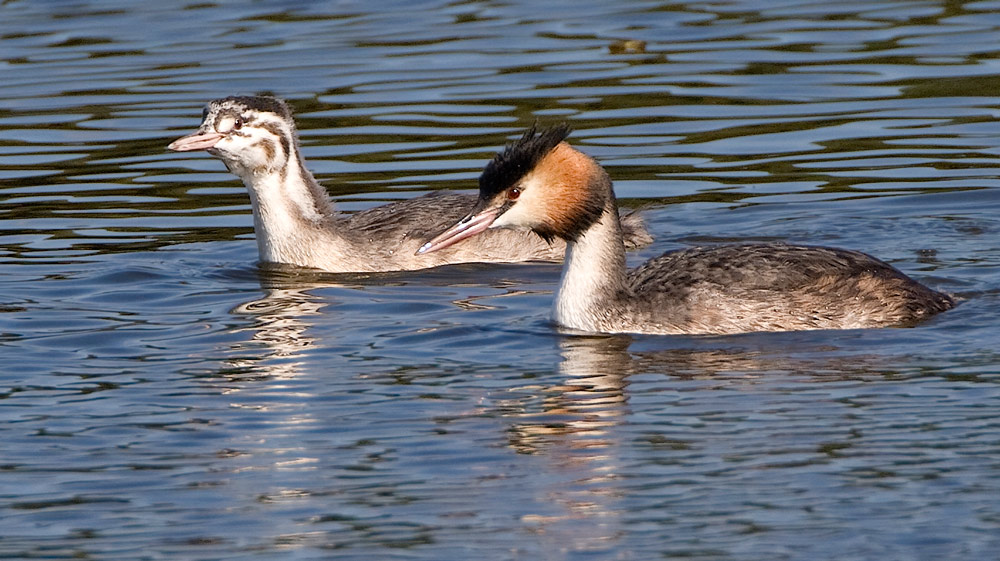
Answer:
[
  {"xmin": 492, "ymin": 204, "xmax": 532, "ymax": 229},
  {"xmin": 490, "ymin": 174, "xmax": 548, "ymax": 230},
  {"xmin": 491, "ymin": 205, "xmax": 516, "ymax": 228},
  {"xmin": 216, "ymin": 115, "xmax": 236, "ymax": 133}
]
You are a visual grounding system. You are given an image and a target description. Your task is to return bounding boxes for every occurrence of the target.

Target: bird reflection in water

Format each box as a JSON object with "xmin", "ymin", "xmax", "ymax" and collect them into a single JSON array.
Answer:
[
  {"xmin": 504, "ymin": 335, "xmax": 633, "ymax": 554},
  {"xmin": 225, "ymin": 265, "xmax": 332, "ymax": 382},
  {"xmin": 501, "ymin": 333, "xmax": 902, "ymax": 555}
]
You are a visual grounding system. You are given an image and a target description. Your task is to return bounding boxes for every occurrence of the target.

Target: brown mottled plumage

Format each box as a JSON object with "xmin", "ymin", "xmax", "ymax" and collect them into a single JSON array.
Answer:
[
  {"xmin": 419, "ymin": 125, "xmax": 954, "ymax": 335},
  {"xmin": 167, "ymin": 97, "xmax": 651, "ymax": 273}
]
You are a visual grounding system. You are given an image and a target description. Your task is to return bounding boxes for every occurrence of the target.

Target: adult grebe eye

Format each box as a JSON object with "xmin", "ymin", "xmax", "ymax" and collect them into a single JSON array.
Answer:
[{"xmin": 508, "ymin": 187, "xmax": 521, "ymax": 200}]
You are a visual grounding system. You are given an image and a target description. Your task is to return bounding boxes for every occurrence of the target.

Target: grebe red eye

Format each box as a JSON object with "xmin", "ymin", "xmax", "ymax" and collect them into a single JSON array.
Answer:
[
  {"xmin": 508, "ymin": 187, "xmax": 521, "ymax": 200},
  {"xmin": 234, "ymin": 118, "xmax": 243, "ymax": 130}
]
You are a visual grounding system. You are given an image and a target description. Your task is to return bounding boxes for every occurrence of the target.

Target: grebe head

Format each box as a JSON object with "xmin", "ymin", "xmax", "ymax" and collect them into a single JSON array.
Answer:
[
  {"xmin": 418, "ymin": 124, "xmax": 608, "ymax": 254},
  {"xmin": 167, "ymin": 96, "xmax": 298, "ymax": 180}
]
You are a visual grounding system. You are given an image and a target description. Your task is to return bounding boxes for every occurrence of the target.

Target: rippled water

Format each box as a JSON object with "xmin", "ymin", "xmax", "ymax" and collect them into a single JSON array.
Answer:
[{"xmin": 2, "ymin": 1, "xmax": 1000, "ymax": 559}]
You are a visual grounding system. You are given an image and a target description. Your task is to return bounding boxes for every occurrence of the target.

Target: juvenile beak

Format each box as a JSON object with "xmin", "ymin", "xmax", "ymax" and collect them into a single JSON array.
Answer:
[
  {"xmin": 168, "ymin": 131, "xmax": 224, "ymax": 152},
  {"xmin": 417, "ymin": 205, "xmax": 502, "ymax": 255}
]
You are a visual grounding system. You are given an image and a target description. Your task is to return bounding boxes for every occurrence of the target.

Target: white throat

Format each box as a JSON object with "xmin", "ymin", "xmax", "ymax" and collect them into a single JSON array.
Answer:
[
  {"xmin": 234, "ymin": 153, "xmax": 341, "ymax": 266},
  {"xmin": 552, "ymin": 206, "xmax": 627, "ymax": 332}
]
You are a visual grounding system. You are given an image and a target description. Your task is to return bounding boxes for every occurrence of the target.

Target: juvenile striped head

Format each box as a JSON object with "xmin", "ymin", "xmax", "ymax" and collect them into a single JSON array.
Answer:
[
  {"xmin": 168, "ymin": 96, "xmax": 298, "ymax": 180},
  {"xmin": 418, "ymin": 124, "xmax": 611, "ymax": 255}
]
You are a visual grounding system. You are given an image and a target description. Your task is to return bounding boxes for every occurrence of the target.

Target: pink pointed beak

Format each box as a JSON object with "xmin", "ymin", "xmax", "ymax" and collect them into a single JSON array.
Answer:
[
  {"xmin": 416, "ymin": 206, "xmax": 501, "ymax": 255},
  {"xmin": 167, "ymin": 131, "xmax": 225, "ymax": 152}
]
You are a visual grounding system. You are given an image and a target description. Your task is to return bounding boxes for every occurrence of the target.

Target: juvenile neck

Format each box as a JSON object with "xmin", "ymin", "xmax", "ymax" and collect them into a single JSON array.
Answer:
[
  {"xmin": 234, "ymin": 151, "xmax": 347, "ymax": 268},
  {"xmin": 552, "ymin": 197, "xmax": 629, "ymax": 332}
]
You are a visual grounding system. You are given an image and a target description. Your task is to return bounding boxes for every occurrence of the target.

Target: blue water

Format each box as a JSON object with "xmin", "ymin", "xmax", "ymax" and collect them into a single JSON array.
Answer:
[{"xmin": 2, "ymin": 1, "xmax": 999, "ymax": 559}]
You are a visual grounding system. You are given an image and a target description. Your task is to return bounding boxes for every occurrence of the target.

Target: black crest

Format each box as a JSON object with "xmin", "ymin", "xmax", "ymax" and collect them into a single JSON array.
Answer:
[{"xmin": 479, "ymin": 123, "xmax": 572, "ymax": 197}]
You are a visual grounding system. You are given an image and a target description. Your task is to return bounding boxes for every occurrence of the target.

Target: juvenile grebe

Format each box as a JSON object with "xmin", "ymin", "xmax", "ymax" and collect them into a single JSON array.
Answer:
[
  {"xmin": 418, "ymin": 125, "xmax": 955, "ymax": 335},
  {"xmin": 167, "ymin": 96, "xmax": 650, "ymax": 273}
]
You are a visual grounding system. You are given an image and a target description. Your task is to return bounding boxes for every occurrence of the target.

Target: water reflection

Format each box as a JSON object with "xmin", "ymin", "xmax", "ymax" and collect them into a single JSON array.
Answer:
[
  {"xmin": 503, "ymin": 335, "xmax": 631, "ymax": 554},
  {"xmin": 508, "ymin": 336, "xmax": 632, "ymax": 454},
  {"xmin": 502, "ymin": 327, "xmax": 954, "ymax": 554},
  {"xmin": 3, "ymin": 0, "xmax": 1000, "ymax": 558},
  {"xmin": 227, "ymin": 272, "xmax": 327, "ymax": 382}
]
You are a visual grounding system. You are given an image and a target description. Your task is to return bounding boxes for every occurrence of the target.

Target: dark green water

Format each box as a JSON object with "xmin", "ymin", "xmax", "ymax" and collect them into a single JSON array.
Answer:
[{"xmin": 2, "ymin": 1, "xmax": 999, "ymax": 559}]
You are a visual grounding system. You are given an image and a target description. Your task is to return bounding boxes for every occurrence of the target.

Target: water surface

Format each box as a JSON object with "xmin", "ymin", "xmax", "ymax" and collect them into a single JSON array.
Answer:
[{"xmin": 2, "ymin": 1, "xmax": 999, "ymax": 560}]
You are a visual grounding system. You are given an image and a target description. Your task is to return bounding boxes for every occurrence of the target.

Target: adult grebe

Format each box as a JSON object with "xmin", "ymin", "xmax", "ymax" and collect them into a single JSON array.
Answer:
[
  {"xmin": 167, "ymin": 96, "xmax": 651, "ymax": 273},
  {"xmin": 418, "ymin": 124, "xmax": 954, "ymax": 335}
]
